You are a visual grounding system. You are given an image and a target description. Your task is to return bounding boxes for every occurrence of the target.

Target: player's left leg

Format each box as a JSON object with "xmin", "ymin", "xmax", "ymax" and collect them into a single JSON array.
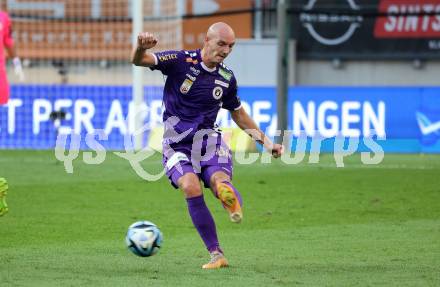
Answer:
[
  {"xmin": 206, "ymin": 169, "xmax": 243, "ymax": 223},
  {"xmin": 0, "ymin": 178, "xmax": 9, "ymax": 216},
  {"xmin": 199, "ymin": 133, "xmax": 243, "ymax": 223}
]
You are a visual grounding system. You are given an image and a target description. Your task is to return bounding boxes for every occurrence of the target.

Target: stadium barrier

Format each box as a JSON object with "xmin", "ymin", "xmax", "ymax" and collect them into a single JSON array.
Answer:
[{"xmin": 1, "ymin": 86, "xmax": 439, "ymax": 153}]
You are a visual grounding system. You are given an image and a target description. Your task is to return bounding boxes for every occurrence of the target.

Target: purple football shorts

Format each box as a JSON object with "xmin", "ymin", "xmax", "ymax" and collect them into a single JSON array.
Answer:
[{"xmin": 162, "ymin": 131, "xmax": 233, "ymax": 189}]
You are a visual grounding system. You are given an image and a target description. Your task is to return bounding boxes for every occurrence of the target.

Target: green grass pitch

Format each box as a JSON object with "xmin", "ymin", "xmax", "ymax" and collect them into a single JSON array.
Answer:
[{"xmin": 1, "ymin": 150, "xmax": 439, "ymax": 286}]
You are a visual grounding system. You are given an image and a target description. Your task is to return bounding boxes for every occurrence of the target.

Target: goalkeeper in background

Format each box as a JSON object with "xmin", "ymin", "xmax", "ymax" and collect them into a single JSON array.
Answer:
[
  {"xmin": 132, "ymin": 22, "xmax": 283, "ymax": 269},
  {"xmin": 0, "ymin": 8, "xmax": 24, "ymax": 105},
  {"xmin": 0, "ymin": 8, "xmax": 24, "ymax": 216}
]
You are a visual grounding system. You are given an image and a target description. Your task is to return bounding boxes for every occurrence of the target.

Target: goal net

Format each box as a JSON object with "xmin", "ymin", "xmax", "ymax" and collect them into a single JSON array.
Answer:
[{"xmin": 2, "ymin": 0, "xmax": 182, "ymax": 149}]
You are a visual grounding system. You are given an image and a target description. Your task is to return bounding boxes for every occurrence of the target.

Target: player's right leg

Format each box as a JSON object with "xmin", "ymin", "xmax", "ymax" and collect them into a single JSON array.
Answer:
[
  {"xmin": 163, "ymin": 158, "xmax": 226, "ymax": 269},
  {"xmin": 0, "ymin": 178, "xmax": 9, "ymax": 216},
  {"xmin": 175, "ymin": 172, "xmax": 228, "ymax": 269},
  {"xmin": 164, "ymin": 146, "xmax": 228, "ymax": 269}
]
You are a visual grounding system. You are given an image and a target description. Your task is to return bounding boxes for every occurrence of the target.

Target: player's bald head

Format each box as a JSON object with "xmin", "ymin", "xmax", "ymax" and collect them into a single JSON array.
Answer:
[
  {"xmin": 206, "ymin": 22, "xmax": 235, "ymax": 42},
  {"xmin": 201, "ymin": 22, "xmax": 235, "ymax": 67}
]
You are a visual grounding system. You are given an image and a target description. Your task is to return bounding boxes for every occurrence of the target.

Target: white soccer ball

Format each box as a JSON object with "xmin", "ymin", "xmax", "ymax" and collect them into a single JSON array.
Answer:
[{"xmin": 125, "ymin": 221, "xmax": 163, "ymax": 257}]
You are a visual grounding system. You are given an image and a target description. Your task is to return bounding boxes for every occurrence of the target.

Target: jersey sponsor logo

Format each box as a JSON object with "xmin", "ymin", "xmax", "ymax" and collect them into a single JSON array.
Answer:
[
  {"xmin": 158, "ymin": 53, "xmax": 177, "ymax": 62},
  {"xmin": 190, "ymin": 66, "xmax": 200, "ymax": 76},
  {"xmin": 186, "ymin": 74, "xmax": 196, "ymax": 81},
  {"xmin": 180, "ymin": 79, "xmax": 194, "ymax": 94},
  {"xmin": 212, "ymin": 86, "xmax": 223, "ymax": 100},
  {"xmin": 215, "ymin": 79, "xmax": 229, "ymax": 88},
  {"xmin": 218, "ymin": 68, "xmax": 232, "ymax": 81}
]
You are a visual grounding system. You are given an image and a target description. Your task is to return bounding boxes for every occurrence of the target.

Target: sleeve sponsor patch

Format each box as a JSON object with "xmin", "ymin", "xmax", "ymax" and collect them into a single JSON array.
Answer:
[
  {"xmin": 158, "ymin": 53, "xmax": 178, "ymax": 62},
  {"xmin": 219, "ymin": 68, "xmax": 232, "ymax": 81}
]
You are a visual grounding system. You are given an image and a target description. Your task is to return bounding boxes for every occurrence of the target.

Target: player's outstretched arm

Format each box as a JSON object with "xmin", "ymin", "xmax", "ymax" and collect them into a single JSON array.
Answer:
[
  {"xmin": 131, "ymin": 32, "xmax": 158, "ymax": 67},
  {"xmin": 230, "ymin": 107, "xmax": 284, "ymax": 158},
  {"xmin": 5, "ymin": 45, "xmax": 25, "ymax": 82}
]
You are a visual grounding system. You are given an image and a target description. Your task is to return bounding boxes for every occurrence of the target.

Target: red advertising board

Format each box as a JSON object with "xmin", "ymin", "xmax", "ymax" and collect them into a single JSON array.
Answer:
[{"xmin": 374, "ymin": 0, "xmax": 440, "ymax": 38}]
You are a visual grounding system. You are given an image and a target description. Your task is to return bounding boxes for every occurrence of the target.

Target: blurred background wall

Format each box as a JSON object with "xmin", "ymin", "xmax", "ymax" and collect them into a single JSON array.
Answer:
[
  {"xmin": 1, "ymin": 0, "xmax": 439, "ymax": 152},
  {"xmin": 3, "ymin": 0, "xmax": 438, "ymax": 86}
]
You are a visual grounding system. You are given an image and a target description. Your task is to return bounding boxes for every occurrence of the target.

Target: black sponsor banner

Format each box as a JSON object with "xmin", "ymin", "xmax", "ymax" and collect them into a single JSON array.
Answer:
[{"xmin": 290, "ymin": 0, "xmax": 440, "ymax": 59}]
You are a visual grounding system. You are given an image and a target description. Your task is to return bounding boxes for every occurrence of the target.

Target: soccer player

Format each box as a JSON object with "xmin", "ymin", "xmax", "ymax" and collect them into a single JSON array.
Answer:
[
  {"xmin": 0, "ymin": 8, "xmax": 23, "ymax": 216},
  {"xmin": 0, "ymin": 8, "xmax": 24, "ymax": 105},
  {"xmin": 131, "ymin": 22, "xmax": 283, "ymax": 269}
]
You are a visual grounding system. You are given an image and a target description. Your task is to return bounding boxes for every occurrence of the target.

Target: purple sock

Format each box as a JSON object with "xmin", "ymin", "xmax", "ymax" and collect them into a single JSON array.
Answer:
[
  {"xmin": 221, "ymin": 181, "xmax": 243, "ymax": 206},
  {"xmin": 186, "ymin": 195, "xmax": 220, "ymax": 253}
]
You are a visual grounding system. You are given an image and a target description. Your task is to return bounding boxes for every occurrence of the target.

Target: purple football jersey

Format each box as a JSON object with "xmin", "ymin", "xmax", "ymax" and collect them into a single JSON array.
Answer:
[{"xmin": 151, "ymin": 49, "xmax": 241, "ymax": 142}]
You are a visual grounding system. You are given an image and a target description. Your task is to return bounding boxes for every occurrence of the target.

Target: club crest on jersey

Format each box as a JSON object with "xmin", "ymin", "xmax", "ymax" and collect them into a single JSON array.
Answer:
[
  {"xmin": 212, "ymin": 86, "xmax": 223, "ymax": 100},
  {"xmin": 180, "ymin": 79, "xmax": 193, "ymax": 94}
]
